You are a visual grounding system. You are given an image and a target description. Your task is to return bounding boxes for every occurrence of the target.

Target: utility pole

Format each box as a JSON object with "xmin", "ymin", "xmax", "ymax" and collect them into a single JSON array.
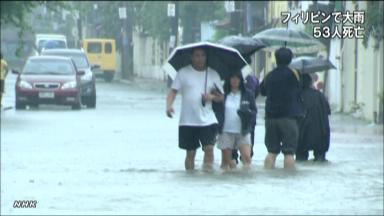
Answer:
[
  {"xmin": 76, "ymin": 10, "xmax": 82, "ymax": 48},
  {"xmin": 232, "ymin": 1, "xmax": 241, "ymax": 35},
  {"xmin": 167, "ymin": 1, "xmax": 179, "ymax": 87},
  {"xmin": 242, "ymin": 1, "xmax": 248, "ymax": 35},
  {"xmin": 119, "ymin": 5, "xmax": 128, "ymax": 80},
  {"xmin": 174, "ymin": 1, "xmax": 179, "ymax": 46},
  {"xmin": 126, "ymin": 1, "xmax": 134, "ymax": 81},
  {"xmin": 119, "ymin": 2, "xmax": 134, "ymax": 81},
  {"xmin": 225, "ymin": 1, "xmax": 236, "ymax": 34}
]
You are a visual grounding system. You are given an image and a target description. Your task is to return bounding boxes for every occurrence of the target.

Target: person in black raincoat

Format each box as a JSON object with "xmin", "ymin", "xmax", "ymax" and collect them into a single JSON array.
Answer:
[{"xmin": 296, "ymin": 74, "xmax": 331, "ymax": 161}]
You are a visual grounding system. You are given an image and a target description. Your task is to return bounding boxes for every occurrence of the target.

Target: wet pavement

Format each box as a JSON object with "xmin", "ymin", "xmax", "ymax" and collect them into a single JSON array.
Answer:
[{"xmin": 1, "ymin": 74, "xmax": 383, "ymax": 215}]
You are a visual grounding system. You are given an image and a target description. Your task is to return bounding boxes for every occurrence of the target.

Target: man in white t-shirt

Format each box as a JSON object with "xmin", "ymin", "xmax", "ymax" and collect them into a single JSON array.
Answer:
[{"xmin": 166, "ymin": 48, "xmax": 224, "ymax": 170}]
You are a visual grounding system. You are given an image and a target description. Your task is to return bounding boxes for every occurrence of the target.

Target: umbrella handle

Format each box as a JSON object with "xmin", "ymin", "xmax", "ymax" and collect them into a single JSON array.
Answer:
[
  {"xmin": 202, "ymin": 67, "xmax": 208, "ymax": 107},
  {"xmin": 204, "ymin": 67, "xmax": 208, "ymax": 93},
  {"xmin": 285, "ymin": 24, "xmax": 288, "ymax": 47}
]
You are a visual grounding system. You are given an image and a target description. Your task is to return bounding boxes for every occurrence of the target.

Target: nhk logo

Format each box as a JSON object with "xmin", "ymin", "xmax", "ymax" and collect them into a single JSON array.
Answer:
[{"xmin": 13, "ymin": 200, "xmax": 37, "ymax": 208}]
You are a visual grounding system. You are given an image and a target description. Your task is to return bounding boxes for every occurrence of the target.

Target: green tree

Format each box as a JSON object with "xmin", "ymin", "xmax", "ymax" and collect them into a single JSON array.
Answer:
[
  {"xmin": 179, "ymin": 1, "xmax": 226, "ymax": 44},
  {"xmin": 1, "ymin": 1, "xmax": 70, "ymax": 31},
  {"xmin": 213, "ymin": 28, "xmax": 232, "ymax": 42},
  {"xmin": 134, "ymin": 1, "xmax": 170, "ymax": 43},
  {"xmin": 79, "ymin": 1, "xmax": 171, "ymax": 45},
  {"xmin": 1, "ymin": 1, "xmax": 71, "ymax": 55},
  {"xmin": 71, "ymin": 1, "xmax": 226, "ymax": 46},
  {"xmin": 363, "ymin": 2, "xmax": 384, "ymax": 49}
]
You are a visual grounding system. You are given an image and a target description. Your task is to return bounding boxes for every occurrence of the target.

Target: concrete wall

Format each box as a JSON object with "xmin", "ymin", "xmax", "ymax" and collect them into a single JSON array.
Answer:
[
  {"xmin": 330, "ymin": 1, "xmax": 384, "ymax": 122},
  {"xmin": 132, "ymin": 31, "xmax": 169, "ymax": 81},
  {"xmin": 356, "ymin": 35, "xmax": 384, "ymax": 122},
  {"xmin": 341, "ymin": 37, "xmax": 356, "ymax": 113},
  {"xmin": 328, "ymin": 37, "xmax": 342, "ymax": 111}
]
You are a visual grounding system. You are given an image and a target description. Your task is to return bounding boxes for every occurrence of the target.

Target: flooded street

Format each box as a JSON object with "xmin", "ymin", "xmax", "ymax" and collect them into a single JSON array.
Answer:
[{"xmin": 1, "ymin": 74, "xmax": 383, "ymax": 215}]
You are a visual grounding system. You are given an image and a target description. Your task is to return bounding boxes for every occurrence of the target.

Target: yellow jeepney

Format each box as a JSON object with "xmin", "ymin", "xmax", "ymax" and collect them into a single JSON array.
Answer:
[{"xmin": 82, "ymin": 38, "xmax": 116, "ymax": 82}]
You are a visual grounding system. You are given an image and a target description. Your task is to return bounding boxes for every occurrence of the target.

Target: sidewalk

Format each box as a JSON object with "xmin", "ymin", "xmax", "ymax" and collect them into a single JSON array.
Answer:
[{"xmin": 330, "ymin": 112, "xmax": 383, "ymax": 135}]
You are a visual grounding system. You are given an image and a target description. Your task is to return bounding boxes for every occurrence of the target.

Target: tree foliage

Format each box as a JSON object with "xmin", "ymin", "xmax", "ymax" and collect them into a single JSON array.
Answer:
[
  {"xmin": 72, "ymin": 1, "xmax": 226, "ymax": 45},
  {"xmin": 1, "ymin": 1, "xmax": 70, "ymax": 29},
  {"xmin": 179, "ymin": 1, "xmax": 226, "ymax": 43},
  {"xmin": 1, "ymin": 1, "xmax": 71, "ymax": 56},
  {"xmin": 1, "ymin": 1, "xmax": 227, "ymax": 56},
  {"xmin": 362, "ymin": 2, "xmax": 384, "ymax": 49},
  {"xmin": 72, "ymin": 1, "xmax": 170, "ymax": 49},
  {"xmin": 213, "ymin": 28, "xmax": 232, "ymax": 42}
]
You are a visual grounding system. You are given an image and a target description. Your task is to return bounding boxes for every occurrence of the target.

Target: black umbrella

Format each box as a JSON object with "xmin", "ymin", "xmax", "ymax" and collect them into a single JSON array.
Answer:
[
  {"xmin": 165, "ymin": 41, "xmax": 248, "ymax": 81},
  {"xmin": 218, "ymin": 35, "xmax": 266, "ymax": 63},
  {"xmin": 290, "ymin": 56, "xmax": 336, "ymax": 74}
]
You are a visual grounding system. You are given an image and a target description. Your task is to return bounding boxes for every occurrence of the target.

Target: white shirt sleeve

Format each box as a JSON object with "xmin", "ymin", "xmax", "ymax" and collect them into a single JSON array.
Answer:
[{"xmin": 171, "ymin": 71, "xmax": 182, "ymax": 91}]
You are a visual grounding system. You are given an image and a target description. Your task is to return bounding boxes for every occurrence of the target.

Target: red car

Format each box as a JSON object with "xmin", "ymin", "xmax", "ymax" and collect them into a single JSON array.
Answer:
[{"xmin": 13, "ymin": 56, "xmax": 85, "ymax": 110}]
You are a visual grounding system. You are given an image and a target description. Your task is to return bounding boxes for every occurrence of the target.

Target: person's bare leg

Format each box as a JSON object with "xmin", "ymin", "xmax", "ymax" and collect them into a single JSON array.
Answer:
[
  {"xmin": 264, "ymin": 153, "xmax": 277, "ymax": 169},
  {"xmin": 221, "ymin": 149, "xmax": 232, "ymax": 170},
  {"xmin": 202, "ymin": 145, "xmax": 214, "ymax": 170},
  {"xmin": 239, "ymin": 144, "xmax": 252, "ymax": 168},
  {"xmin": 220, "ymin": 151, "xmax": 226, "ymax": 169},
  {"xmin": 229, "ymin": 159, "xmax": 237, "ymax": 169},
  {"xmin": 284, "ymin": 154, "xmax": 296, "ymax": 170},
  {"xmin": 226, "ymin": 149, "xmax": 236, "ymax": 169},
  {"xmin": 185, "ymin": 150, "xmax": 196, "ymax": 170}
]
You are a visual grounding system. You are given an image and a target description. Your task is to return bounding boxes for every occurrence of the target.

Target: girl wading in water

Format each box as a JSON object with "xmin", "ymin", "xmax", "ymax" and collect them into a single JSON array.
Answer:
[{"xmin": 215, "ymin": 71, "xmax": 256, "ymax": 169}]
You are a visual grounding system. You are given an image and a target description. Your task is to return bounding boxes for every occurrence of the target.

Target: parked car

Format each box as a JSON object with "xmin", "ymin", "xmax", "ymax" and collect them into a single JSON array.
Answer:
[
  {"xmin": 82, "ymin": 38, "xmax": 116, "ymax": 82},
  {"xmin": 35, "ymin": 34, "xmax": 67, "ymax": 55},
  {"xmin": 41, "ymin": 49, "xmax": 99, "ymax": 108},
  {"xmin": 13, "ymin": 56, "xmax": 84, "ymax": 110}
]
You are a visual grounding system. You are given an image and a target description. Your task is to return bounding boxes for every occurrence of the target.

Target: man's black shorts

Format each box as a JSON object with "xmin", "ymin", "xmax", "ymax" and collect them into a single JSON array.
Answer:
[{"xmin": 178, "ymin": 124, "xmax": 218, "ymax": 150}]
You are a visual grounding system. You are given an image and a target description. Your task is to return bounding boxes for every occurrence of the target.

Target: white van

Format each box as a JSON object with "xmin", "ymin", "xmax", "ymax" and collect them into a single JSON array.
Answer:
[{"xmin": 35, "ymin": 34, "xmax": 67, "ymax": 54}]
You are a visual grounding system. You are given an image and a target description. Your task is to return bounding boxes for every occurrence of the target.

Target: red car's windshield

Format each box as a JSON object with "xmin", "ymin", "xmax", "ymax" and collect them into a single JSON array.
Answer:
[{"xmin": 22, "ymin": 59, "xmax": 74, "ymax": 75}]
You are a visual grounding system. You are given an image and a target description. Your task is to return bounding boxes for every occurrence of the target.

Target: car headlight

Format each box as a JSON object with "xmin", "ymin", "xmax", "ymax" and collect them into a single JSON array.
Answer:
[
  {"xmin": 18, "ymin": 80, "xmax": 33, "ymax": 89},
  {"xmin": 81, "ymin": 72, "xmax": 93, "ymax": 81},
  {"xmin": 61, "ymin": 81, "xmax": 77, "ymax": 89}
]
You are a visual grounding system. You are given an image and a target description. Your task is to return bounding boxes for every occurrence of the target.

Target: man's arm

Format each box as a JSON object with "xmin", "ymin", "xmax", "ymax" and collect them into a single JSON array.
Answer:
[
  {"xmin": 166, "ymin": 89, "xmax": 177, "ymax": 118},
  {"xmin": 212, "ymin": 91, "xmax": 224, "ymax": 102},
  {"xmin": 213, "ymin": 93, "xmax": 224, "ymax": 102},
  {"xmin": 204, "ymin": 81, "xmax": 224, "ymax": 103},
  {"xmin": 202, "ymin": 92, "xmax": 224, "ymax": 103}
]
